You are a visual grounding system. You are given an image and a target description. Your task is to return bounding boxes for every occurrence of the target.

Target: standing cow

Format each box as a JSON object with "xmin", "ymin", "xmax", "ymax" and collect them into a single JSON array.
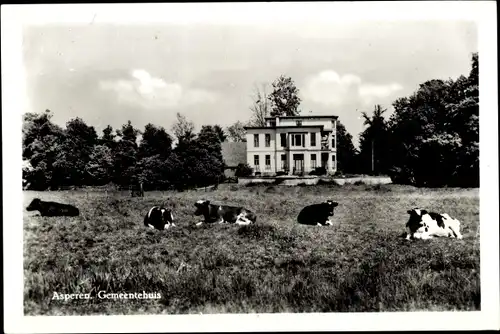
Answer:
[
  {"xmin": 144, "ymin": 206, "xmax": 175, "ymax": 230},
  {"xmin": 194, "ymin": 199, "xmax": 257, "ymax": 225},
  {"xmin": 297, "ymin": 200, "xmax": 339, "ymax": 226},
  {"xmin": 405, "ymin": 208, "xmax": 463, "ymax": 240}
]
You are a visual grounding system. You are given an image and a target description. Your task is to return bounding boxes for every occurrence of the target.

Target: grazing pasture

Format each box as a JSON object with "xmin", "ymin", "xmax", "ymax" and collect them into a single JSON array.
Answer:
[{"xmin": 23, "ymin": 184, "xmax": 480, "ymax": 315}]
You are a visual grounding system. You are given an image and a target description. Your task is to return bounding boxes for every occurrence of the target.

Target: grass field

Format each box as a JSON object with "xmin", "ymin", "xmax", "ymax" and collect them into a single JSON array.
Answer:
[{"xmin": 23, "ymin": 183, "xmax": 480, "ymax": 315}]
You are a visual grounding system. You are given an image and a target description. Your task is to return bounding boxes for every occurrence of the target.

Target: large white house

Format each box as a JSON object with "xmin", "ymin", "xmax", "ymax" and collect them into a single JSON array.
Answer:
[{"xmin": 244, "ymin": 115, "xmax": 338, "ymax": 176}]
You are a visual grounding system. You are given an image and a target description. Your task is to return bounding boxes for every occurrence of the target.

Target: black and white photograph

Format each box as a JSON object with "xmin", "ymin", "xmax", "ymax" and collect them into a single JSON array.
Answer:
[{"xmin": 2, "ymin": 2, "xmax": 499, "ymax": 332}]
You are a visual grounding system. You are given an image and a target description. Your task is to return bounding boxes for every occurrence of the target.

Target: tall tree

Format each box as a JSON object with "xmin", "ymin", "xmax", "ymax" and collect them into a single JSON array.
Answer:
[
  {"xmin": 226, "ymin": 121, "xmax": 247, "ymax": 142},
  {"xmin": 85, "ymin": 145, "xmax": 114, "ymax": 186},
  {"xmin": 22, "ymin": 109, "xmax": 65, "ymax": 190},
  {"xmin": 268, "ymin": 75, "xmax": 301, "ymax": 117},
  {"xmin": 116, "ymin": 120, "xmax": 140, "ymax": 147},
  {"xmin": 335, "ymin": 121, "xmax": 359, "ymax": 174},
  {"xmin": 249, "ymin": 83, "xmax": 271, "ymax": 126},
  {"xmin": 100, "ymin": 125, "xmax": 116, "ymax": 149},
  {"xmin": 138, "ymin": 123, "xmax": 173, "ymax": 159},
  {"xmin": 358, "ymin": 105, "xmax": 390, "ymax": 175},
  {"xmin": 113, "ymin": 120, "xmax": 140, "ymax": 185},
  {"xmin": 213, "ymin": 125, "xmax": 227, "ymax": 143},
  {"xmin": 52, "ymin": 117, "xmax": 98, "ymax": 186},
  {"xmin": 171, "ymin": 126, "xmax": 225, "ymax": 189},
  {"xmin": 171, "ymin": 112, "xmax": 195, "ymax": 141}
]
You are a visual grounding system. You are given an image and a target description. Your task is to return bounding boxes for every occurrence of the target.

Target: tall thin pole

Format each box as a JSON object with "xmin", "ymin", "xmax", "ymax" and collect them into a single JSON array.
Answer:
[{"xmin": 371, "ymin": 139, "xmax": 374, "ymax": 174}]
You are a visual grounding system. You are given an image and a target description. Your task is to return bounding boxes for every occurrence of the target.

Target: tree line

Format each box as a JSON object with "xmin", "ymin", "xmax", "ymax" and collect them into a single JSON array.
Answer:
[
  {"xmin": 22, "ymin": 112, "xmax": 226, "ymax": 191},
  {"xmin": 23, "ymin": 53, "xmax": 478, "ymax": 190}
]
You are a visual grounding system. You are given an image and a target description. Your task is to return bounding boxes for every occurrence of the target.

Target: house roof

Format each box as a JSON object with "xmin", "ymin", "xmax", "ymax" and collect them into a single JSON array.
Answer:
[
  {"xmin": 221, "ymin": 141, "xmax": 247, "ymax": 167},
  {"xmin": 265, "ymin": 115, "xmax": 338, "ymax": 120}
]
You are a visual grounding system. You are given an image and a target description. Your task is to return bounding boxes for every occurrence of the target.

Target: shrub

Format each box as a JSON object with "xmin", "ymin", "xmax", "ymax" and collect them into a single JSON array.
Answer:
[
  {"xmin": 309, "ymin": 167, "xmax": 327, "ymax": 176},
  {"xmin": 235, "ymin": 163, "xmax": 253, "ymax": 177}
]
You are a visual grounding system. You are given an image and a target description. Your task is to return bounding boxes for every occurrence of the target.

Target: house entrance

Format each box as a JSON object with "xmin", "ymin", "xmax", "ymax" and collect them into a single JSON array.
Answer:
[
  {"xmin": 321, "ymin": 153, "xmax": 329, "ymax": 169},
  {"xmin": 293, "ymin": 154, "xmax": 304, "ymax": 174}
]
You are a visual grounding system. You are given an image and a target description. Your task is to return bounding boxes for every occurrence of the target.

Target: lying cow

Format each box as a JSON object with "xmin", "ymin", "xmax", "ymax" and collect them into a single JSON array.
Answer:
[
  {"xmin": 144, "ymin": 206, "xmax": 175, "ymax": 230},
  {"xmin": 194, "ymin": 199, "xmax": 256, "ymax": 226},
  {"xmin": 26, "ymin": 198, "xmax": 80, "ymax": 217},
  {"xmin": 405, "ymin": 208, "xmax": 463, "ymax": 240},
  {"xmin": 297, "ymin": 200, "xmax": 339, "ymax": 226}
]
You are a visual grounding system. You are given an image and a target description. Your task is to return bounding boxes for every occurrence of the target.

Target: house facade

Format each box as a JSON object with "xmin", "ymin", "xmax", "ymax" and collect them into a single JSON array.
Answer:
[{"xmin": 244, "ymin": 115, "xmax": 338, "ymax": 176}]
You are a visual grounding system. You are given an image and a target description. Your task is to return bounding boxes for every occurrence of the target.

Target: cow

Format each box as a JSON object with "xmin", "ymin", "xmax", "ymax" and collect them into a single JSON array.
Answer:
[
  {"xmin": 144, "ymin": 206, "xmax": 175, "ymax": 230},
  {"xmin": 297, "ymin": 200, "xmax": 339, "ymax": 226},
  {"xmin": 194, "ymin": 199, "xmax": 257, "ymax": 226},
  {"xmin": 405, "ymin": 208, "xmax": 463, "ymax": 240},
  {"xmin": 26, "ymin": 198, "xmax": 80, "ymax": 217}
]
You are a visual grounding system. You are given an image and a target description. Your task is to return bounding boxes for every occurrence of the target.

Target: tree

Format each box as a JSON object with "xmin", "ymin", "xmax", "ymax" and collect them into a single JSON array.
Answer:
[
  {"xmin": 358, "ymin": 105, "xmax": 391, "ymax": 175},
  {"xmin": 138, "ymin": 123, "xmax": 173, "ymax": 159},
  {"xmin": 85, "ymin": 145, "xmax": 114, "ymax": 185},
  {"xmin": 387, "ymin": 53, "xmax": 479, "ymax": 187},
  {"xmin": 249, "ymin": 83, "xmax": 271, "ymax": 126},
  {"xmin": 116, "ymin": 120, "xmax": 140, "ymax": 146},
  {"xmin": 226, "ymin": 121, "xmax": 247, "ymax": 142},
  {"xmin": 268, "ymin": 75, "xmax": 301, "ymax": 117},
  {"xmin": 113, "ymin": 120, "xmax": 140, "ymax": 186},
  {"xmin": 52, "ymin": 117, "xmax": 98, "ymax": 187},
  {"xmin": 335, "ymin": 121, "xmax": 359, "ymax": 174},
  {"xmin": 171, "ymin": 126, "xmax": 225, "ymax": 190},
  {"xmin": 171, "ymin": 112, "xmax": 195, "ymax": 141},
  {"xmin": 213, "ymin": 125, "xmax": 227, "ymax": 143},
  {"xmin": 22, "ymin": 109, "xmax": 65, "ymax": 190},
  {"xmin": 100, "ymin": 125, "xmax": 116, "ymax": 149}
]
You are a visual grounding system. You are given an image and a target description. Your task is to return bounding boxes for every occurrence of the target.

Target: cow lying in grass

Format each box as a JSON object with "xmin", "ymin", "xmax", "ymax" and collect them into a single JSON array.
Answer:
[
  {"xmin": 144, "ymin": 206, "xmax": 175, "ymax": 230},
  {"xmin": 297, "ymin": 200, "xmax": 339, "ymax": 226},
  {"xmin": 194, "ymin": 199, "xmax": 257, "ymax": 226},
  {"xmin": 26, "ymin": 198, "xmax": 80, "ymax": 217},
  {"xmin": 405, "ymin": 208, "xmax": 463, "ymax": 240}
]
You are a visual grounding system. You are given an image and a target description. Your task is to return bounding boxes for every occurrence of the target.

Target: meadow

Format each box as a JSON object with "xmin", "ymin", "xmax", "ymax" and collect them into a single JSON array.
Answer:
[{"xmin": 23, "ymin": 183, "xmax": 480, "ymax": 315}]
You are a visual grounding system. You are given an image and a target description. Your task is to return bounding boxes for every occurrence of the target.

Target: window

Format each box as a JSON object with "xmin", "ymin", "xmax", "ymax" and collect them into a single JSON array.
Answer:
[
  {"xmin": 265, "ymin": 134, "xmax": 271, "ymax": 147},
  {"xmin": 254, "ymin": 155, "xmax": 260, "ymax": 167},
  {"xmin": 311, "ymin": 154, "xmax": 317, "ymax": 168},
  {"xmin": 291, "ymin": 133, "xmax": 305, "ymax": 147},
  {"xmin": 254, "ymin": 134, "xmax": 259, "ymax": 147},
  {"xmin": 265, "ymin": 155, "xmax": 271, "ymax": 169},
  {"xmin": 310, "ymin": 132, "xmax": 316, "ymax": 146},
  {"xmin": 331, "ymin": 136, "xmax": 336, "ymax": 149},
  {"xmin": 332, "ymin": 155, "xmax": 336, "ymax": 168},
  {"xmin": 296, "ymin": 120, "xmax": 302, "ymax": 126},
  {"xmin": 270, "ymin": 120, "xmax": 276, "ymax": 127},
  {"xmin": 280, "ymin": 133, "xmax": 286, "ymax": 147}
]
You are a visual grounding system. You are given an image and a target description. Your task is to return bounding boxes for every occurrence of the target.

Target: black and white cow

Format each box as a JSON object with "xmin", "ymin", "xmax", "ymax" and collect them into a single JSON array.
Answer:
[
  {"xmin": 297, "ymin": 200, "xmax": 339, "ymax": 226},
  {"xmin": 144, "ymin": 206, "xmax": 175, "ymax": 230},
  {"xmin": 405, "ymin": 208, "xmax": 463, "ymax": 240},
  {"xmin": 194, "ymin": 199, "xmax": 257, "ymax": 226},
  {"xmin": 26, "ymin": 198, "xmax": 80, "ymax": 217}
]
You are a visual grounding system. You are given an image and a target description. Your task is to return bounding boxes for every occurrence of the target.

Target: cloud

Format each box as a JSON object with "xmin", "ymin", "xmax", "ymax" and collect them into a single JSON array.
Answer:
[
  {"xmin": 99, "ymin": 69, "xmax": 218, "ymax": 109},
  {"xmin": 302, "ymin": 70, "xmax": 403, "ymax": 107}
]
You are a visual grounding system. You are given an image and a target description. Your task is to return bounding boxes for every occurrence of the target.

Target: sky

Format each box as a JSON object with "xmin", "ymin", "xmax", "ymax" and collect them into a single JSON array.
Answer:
[{"xmin": 22, "ymin": 4, "xmax": 478, "ymax": 146}]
